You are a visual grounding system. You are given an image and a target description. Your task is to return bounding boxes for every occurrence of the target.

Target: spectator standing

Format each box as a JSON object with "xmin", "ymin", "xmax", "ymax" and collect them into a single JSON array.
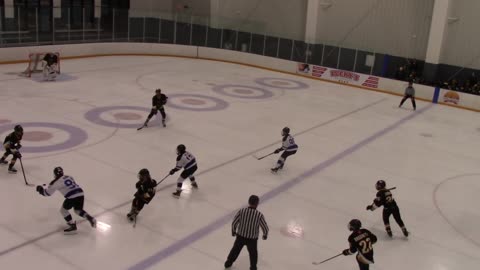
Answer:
[
  {"xmin": 395, "ymin": 66, "xmax": 407, "ymax": 81},
  {"xmin": 225, "ymin": 195, "xmax": 269, "ymax": 270},
  {"xmin": 399, "ymin": 81, "xmax": 416, "ymax": 110}
]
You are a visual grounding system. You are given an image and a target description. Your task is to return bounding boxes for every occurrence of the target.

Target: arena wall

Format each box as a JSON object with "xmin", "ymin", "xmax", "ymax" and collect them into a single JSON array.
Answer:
[{"xmin": 0, "ymin": 42, "xmax": 478, "ymax": 112}]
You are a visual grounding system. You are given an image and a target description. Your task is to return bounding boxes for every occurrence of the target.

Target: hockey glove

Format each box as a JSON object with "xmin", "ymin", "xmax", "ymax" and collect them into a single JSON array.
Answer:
[
  {"xmin": 342, "ymin": 249, "xmax": 351, "ymax": 256},
  {"xmin": 274, "ymin": 148, "xmax": 282, "ymax": 154},
  {"xmin": 169, "ymin": 168, "xmax": 178, "ymax": 175},
  {"xmin": 232, "ymin": 231, "xmax": 236, "ymax": 237},
  {"xmin": 366, "ymin": 205, "xmax": 374, "ymax": 211},
  {"xmin": 262, "ymin": 235, "xmax": 268, "ymax": 240},
  {"xmin": 16, "ymin": 144, "xmax": 22, "ymax": 150},
  {"xmin": 36, "ymin": 185, "xmax": 45, "ymax": 195},
  {"xmin": 14, "ymin": 152, "xmax": 22, "ymax": 159}
]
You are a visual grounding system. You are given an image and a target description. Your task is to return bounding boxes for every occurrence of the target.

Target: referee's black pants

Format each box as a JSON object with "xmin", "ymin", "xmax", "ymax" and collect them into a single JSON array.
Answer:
[
  {"xmin": 399, "ymin": 94, "xmax": 416, "ymax": 110},
  {"xmin": 225, "ymin": 235, "xmax": 258, "ymax": 270}
]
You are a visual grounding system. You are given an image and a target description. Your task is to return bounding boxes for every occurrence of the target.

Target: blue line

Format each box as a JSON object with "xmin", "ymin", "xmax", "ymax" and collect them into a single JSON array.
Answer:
[
  {"xmin": 128, "ymin": 104, "xmax": 433, "ymax": 270},
  {"xmin": 433, "ymin": 86, "xmax": 440, "ymax": 104}
]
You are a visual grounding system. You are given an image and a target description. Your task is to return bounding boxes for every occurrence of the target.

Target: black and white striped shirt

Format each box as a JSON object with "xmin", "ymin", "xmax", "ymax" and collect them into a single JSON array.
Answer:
[{"xmin": 232, "ymin": 207, "xmax": 269, "ymax": 239}]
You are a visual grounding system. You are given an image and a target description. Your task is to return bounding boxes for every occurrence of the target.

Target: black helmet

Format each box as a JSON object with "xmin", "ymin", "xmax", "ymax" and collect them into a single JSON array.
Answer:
[
  {"xmin": 375, "ymin": 180, "xmax": 386, "ymax": 190},
  {"xmin": 177, "ymin": 144, "xmax": 186, "ymax": 155},
  {"xmin": 155, "ymin": 89, "xmax": 161, "ymax": 94},
  {"xmin": 348, "ymin": 219, "xmax": 362, "ymax": 231},
  {"xmin": 53, "ymin": 167, "xmax": 64, "ymax": 178},
  {"xmin": 14, "ymin": 125, "xmax": 23, "ymax": 134},
  {"xmin": 282, "ymin": 127, "xmax": 290, "ymax": 136},
  {"xmin": 138, "ymin": 168, "xmax": 150, "ymax": 180}
]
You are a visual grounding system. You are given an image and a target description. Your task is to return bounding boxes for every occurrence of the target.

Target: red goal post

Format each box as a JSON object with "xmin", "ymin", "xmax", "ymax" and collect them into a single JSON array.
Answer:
[{"xmin": 21, "ymin": 52, "xmax": 61, "ymax": 77}]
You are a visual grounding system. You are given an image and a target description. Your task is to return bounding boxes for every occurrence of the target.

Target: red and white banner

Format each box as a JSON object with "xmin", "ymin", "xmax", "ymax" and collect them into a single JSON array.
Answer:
[{"xmin": 297, "ymin": 63, "xmax": 379, "ymax": 89}]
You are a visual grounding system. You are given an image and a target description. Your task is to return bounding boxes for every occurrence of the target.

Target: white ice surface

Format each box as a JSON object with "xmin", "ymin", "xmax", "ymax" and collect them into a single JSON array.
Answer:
[{"xmin": 0, "ymin": 56, "xmax": 479, "ymax": 270}]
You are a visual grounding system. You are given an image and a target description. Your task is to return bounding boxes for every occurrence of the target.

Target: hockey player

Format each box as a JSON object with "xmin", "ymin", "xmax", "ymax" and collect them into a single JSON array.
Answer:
[
  {"xmin": 398, "ymin": 81, "xmax": 416, "ymax": 110},
  {"xmin": 366, "ymin": 180, "xmax": 409, "ymax": 237},
  {"xmin": 342, "ymin": 219, "xmax": 377, "ymax": 270},
  {"xmin": 43, "ymin": 53, "xmax": 59, "ymax": 81},
  {"xmin": 36, "ymin": 167, "xmax": 96, "ymax": 234},
  {"xmin": 141, "ymin": 89, "xmax": 168, "ymax": 128},
  {"xmin": 271, "ymin": 127, "xmax": 298, "ymax": 173},
  {"xmin": 127, "ymin": 168, "xmax": 157, "ymax": 222},
  {"xmin": 0, "ymin": 125, "xmax": 23, "ymax": 173},
  {"xmin": 169, "ymin": 144, "xmax": 198, "ymax": 198}
]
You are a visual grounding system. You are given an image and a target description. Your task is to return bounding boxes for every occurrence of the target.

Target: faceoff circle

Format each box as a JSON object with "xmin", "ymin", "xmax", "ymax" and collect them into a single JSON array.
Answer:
[{"xmin": 0, "ymin": 122, "xmax": 88, "ymax": 153}]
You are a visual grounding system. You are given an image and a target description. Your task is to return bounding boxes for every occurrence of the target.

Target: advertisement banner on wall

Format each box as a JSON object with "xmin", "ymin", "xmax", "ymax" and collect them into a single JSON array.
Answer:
[
  {"xmin": 441, "ymin": 90, "xmax": 460, "ymax": 105},
  {"xmin": 297, "ymin": 63, "xmax": 379, "ymax": 89}
]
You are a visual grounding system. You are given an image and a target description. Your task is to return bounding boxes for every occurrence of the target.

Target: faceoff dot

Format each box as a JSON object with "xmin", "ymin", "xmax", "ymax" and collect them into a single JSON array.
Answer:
[
  {"xmin": 273, "ymin": 81, "xmax": 289, "ymax": 86},
  {"xmin": 233, "ymin": 89, "xmax": 254, "ymax": 94},
  {"xmin": 113, "ymin": 112, "xmax": 142, "ymax": 120},
  {"xmin": 22, "ymin": 131, "xmax": 54, "ymax": 142},
  {"xmin": 182, "ymin": 98, "xmax": 207, "ymax": 105}
]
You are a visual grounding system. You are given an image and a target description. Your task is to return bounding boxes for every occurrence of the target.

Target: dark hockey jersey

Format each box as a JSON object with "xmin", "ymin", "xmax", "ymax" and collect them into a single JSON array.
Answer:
[
  {"xmin": 373, "ymin": 189, "xmax": 398, "ymax": 209},
  {"xmin": 135, "ymin": 178, "xmax": 157, "ymax": 203},
  {"xmin": 152, "ymin": 94, "xmax": 168, "ymax": 108},
  {"xmin": 347, "ymin": 228, "xmax": 377, "ymax": 262},
  {"xmin": 43, "ymin": 53, "xmax": 58, "ymax": 66},
  {"xmin": 3, "ymin": 132, "xmax": 22, "ymax": 149}
]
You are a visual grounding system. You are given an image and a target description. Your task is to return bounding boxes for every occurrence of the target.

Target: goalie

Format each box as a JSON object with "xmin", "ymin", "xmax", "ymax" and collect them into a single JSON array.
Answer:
[{"xmin": 42, "ymin": 53, "xmax": 59, "ymax": 81}]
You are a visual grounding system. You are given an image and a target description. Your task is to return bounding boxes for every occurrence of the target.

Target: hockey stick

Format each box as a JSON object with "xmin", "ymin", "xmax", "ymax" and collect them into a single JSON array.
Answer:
[
  {"xmin": 19, "ymin": 158, "xmax": 33, "ymax": 186},
  {"xmin": 133, "ymin": 215, "xmax": 137, "ymax": 228},
  {"xmin": 312, "ymin": 253, "xmax": 342, "ymax": 265},
  {"xmin": 388, "ymin": 187, "xmax": 397, "ymax": 191},
  {"xmin": 155, "ymin": 174, "xmax": 170, "ymax": 187},
  {"xmin": 137, "ymin": 124, "xmax": 147, "ymax": 131},
  {"xmin": 252, "ymin": 152, "xmax": 275, "ymax": 160}
]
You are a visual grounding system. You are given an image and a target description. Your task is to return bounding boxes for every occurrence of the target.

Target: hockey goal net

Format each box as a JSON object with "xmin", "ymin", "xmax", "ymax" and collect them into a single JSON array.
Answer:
[{"xmin": 21, "ymin": 52, "xmax": 61, "ymax": 77}]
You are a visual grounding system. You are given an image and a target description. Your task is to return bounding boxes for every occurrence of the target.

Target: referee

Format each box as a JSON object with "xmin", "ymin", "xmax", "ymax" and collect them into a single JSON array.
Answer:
[
  {"xmin": 224, "ymin": 195, "xmax": 269, "ymax": 270},
  {"xmin": 399, "ymin": 81, "xmax": 416, "ymax": 110}
]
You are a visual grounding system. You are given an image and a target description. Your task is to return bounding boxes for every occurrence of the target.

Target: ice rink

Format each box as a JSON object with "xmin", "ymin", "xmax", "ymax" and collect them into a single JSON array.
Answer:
[{"xmin": 0, "ymin": 55, "xmax": 479, "ymax": 270}]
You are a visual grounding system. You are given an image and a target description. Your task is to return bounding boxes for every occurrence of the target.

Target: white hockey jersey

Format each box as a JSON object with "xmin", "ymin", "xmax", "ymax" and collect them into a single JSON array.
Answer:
[
  {"xmin": 175, "ymin": 151, "xmax": 197, "ymax": 170},
  {"xmin": 40, "ymin": 175, "xmax": 84, "ymax": 199},
  {"xmin": 282, "ymin": 135, "xmax": 298, "ymax": 152}
]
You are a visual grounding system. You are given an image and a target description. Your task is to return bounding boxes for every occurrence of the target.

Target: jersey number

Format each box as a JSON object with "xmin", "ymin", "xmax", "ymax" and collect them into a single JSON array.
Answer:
[
  {"xmin": 359, "ymin": 238, "xmax": 373, "ymax": 253},
  {"xmin": 64, "ymin": 177, "xmax": 78, "ymax": 190}
]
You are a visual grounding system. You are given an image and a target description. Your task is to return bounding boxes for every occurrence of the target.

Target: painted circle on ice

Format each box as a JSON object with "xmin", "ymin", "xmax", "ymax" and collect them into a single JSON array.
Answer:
[
  {"xmin": 182, "ymin": 98, "xmax": 207, "ymax": 105},
  {"xmin": 212, "ymin": 84, "xmax": 273, "ymax": 99},
  {"xmin": 434, "ymin": 173, "xmax": 480, "ymax": 248},
  {"xmin": 23, "ymin": 131, "xmax": 54, "ymax": 142},
  {"xmin": 114, "ymin": 112, "xmax": 142, "ymax": 120},
  {"xmin": 254, "ymin": 77, "xmax": 309, "ymax": 90},
  {"xmin": 0, "ymin": 122, "xmax": 88, "ymax": 153},
  {"xmin": 167, "ymin": 94, "xmax": 229, "ymax": 111},
  {"xmin": 85, "ymin": 106, "xmax": 163, "ymax": 128}
]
